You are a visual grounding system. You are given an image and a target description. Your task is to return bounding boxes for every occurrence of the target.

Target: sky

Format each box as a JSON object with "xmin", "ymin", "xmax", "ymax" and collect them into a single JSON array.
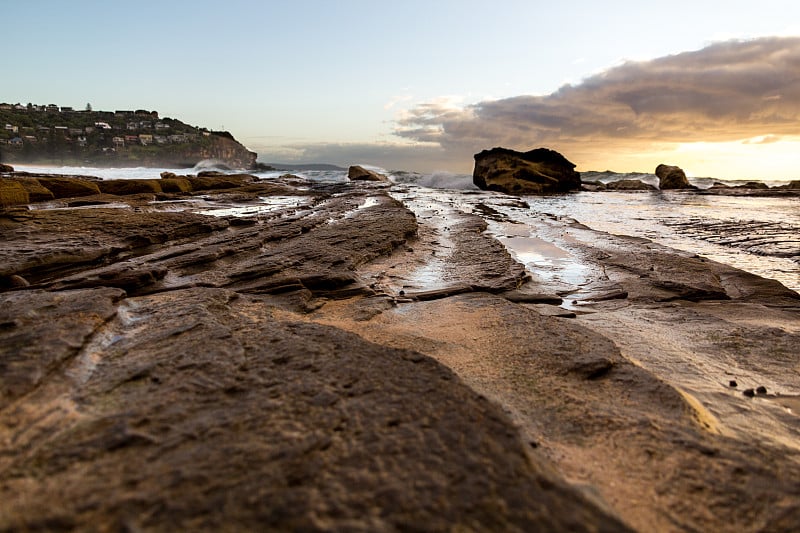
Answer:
[{"xmin": 4, "ymin": 0, "xmax": 800, "ymax": 178}]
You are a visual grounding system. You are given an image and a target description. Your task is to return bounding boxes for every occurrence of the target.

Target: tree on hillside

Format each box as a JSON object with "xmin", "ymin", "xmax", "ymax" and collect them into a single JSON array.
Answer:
[{"xmin": 85, "ymin": 103, "xmax": 92, "ymax": 112}]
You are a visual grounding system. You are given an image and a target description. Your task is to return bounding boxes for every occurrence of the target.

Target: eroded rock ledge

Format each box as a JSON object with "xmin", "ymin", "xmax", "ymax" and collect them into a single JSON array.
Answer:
[
  {"xmin": 0, "ymin": 174, "xmax": 629, "ymax": 531},
  {"xmin": 1, "ymin": 174, "xmax": 799, "ymax": 531}
]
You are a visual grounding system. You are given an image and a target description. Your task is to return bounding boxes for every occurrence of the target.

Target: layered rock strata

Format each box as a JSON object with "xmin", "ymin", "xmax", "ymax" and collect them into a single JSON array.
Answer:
[{"xmin": 1, "ymin": 174, "xmax": 799, "ymax": 531}]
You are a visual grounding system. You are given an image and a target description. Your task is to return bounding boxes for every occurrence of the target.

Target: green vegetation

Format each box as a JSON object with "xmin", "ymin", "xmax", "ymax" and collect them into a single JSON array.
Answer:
[{"xmin": 0, "ymin": 103, "xmax": 232, "ymax": 167}]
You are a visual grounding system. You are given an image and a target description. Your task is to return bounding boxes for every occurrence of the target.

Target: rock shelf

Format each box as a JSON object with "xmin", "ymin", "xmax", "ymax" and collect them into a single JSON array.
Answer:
[{"xmin": 1, "ymin": 173, "xmax": 799, "ymax": 531}]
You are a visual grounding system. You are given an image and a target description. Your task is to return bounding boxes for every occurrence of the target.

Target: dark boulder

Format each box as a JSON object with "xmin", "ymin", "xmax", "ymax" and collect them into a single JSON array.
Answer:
[
  {"xmin": 473, "ymin": 147, "xmax": 581, "ymax": 195},
  {"xmin": 348, "ymin": 165, "xmax": 389, "ymax": 182},
  {"xmin": 0, "ymin": 164, "xmax": 14, "ymax": 173},
  {"xmin": 655, "ymin": 164, "xmax": 693, "ymax": 189}
]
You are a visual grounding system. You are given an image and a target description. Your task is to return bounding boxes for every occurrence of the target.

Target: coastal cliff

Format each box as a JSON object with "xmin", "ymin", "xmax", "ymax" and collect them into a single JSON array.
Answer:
[{"xmin": 0, "ymin": 103, "xmax": 257, "ymax": 169}]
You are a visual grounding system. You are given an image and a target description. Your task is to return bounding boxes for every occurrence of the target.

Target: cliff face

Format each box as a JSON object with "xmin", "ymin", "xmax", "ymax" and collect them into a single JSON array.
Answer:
[{"xmin": 196, "ymin": 133, "xmax": 258, "ymax": 169}]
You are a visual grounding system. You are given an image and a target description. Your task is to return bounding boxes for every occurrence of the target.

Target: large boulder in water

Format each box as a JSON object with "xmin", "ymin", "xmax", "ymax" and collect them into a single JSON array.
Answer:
[
  {"xmin": 348, "ymin": 165, "xmax": 389, "ymax": 182},
  {"xmin": 473, "ymin": 147, "xmax": 581, "ymax": 194},
  {"xmin": 655, "ymin": 164, "xmax": 692, "ymax": 189}
]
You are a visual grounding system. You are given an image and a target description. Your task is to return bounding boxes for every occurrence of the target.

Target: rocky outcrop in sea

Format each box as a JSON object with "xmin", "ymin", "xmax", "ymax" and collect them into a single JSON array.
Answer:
[{"xmin": 473, "ymin": 147, "xmax": 582, "ymax": 194}]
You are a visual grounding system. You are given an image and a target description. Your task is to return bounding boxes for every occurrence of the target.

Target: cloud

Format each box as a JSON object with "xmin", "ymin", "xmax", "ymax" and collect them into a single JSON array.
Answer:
[{"xmin": 394, "ymin": 37, "xmax": 800, "ymax": 168}]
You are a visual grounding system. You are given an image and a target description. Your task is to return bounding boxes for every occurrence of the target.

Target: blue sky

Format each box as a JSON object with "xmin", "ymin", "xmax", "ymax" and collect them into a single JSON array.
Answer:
[{"xmin": 4, "ymin": 1, "xmax": 800, "ymax": 177}]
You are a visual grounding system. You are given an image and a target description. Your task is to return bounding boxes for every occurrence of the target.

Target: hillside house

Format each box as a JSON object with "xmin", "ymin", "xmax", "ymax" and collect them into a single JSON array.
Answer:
[
  {"xmin": 4, "ymin": 124, "xmax": 18, "ymax": 133},
  {"xmin": 69, "ymin": 128, "xmax": 83, "ymax": 136},
  {"xmin": 112, "ymin": 136, "xmax": 125, "ymax": 147},
  {"xmin": 23, "ymin": 135, "xmax": 38, "ymax": 143},
  {"xmin": 46, "ymin": 104, "xmax": 59, "ymax": 112},
  {"xmin": 95, "ymin": 122, "xmax": 112, "ymax": 130},
  {"xmin": 139, "ymin": 134, "xmax": 153, "ymax": 145},
  {"xmin": 127, "ymin": 122, "xmax": 138, "ymax": 131},
  {"xmin": 9, "ymin": 137, "xmax": 23, "ymax": 145},
  {"xmin": 155, "ymin": 122, "xmax": 170, "ymax": 131},
  {"xmin": 0, "ymin": 103, "xmax": 12, "ymax": 110},
  {"xmin": 125, "ymin": 135, "xmax": 139, "ymax": 145},
  {"xmin": 154, "ymin": 135, "xmax": 168, "ymax": 145}
]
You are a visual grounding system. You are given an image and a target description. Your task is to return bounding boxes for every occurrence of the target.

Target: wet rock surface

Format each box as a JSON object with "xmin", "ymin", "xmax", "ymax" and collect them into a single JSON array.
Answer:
[
  {"xmin": 655, "ymin": 163, "xmax": 694, "ymax": 189},
  {"xmin": 2, "ymin": 173, "xmax": 799, "ymax": 531},
  {"xmin": 663, "ymin": 218, "xmax": 800, "ymax": 261},
  {"xmin": 473, "ymin": 147, "xmax": 582, "ymax": 194}
]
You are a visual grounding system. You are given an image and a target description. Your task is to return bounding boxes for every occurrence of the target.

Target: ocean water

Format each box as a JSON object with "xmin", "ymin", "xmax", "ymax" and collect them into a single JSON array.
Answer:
[{"xmin": 11, "ymin": 164, "xmax": 800, "ymax": 292}]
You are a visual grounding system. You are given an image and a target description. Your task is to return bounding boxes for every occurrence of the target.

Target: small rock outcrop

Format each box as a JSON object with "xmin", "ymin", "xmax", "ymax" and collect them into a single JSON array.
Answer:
[
  {"xmin": 473, "ymin": 147, "xmax": 581, "ymax": 194},
  {"xmin": 0, "ymin": 164, "xmax": 14, "ymax": 173},
  {"xmin": 348, "ymin": 165, "xmax": 389, "ymax": 182},
  {"xmin": 735, "ymin": 181, "xmax": 769, "ymax": 190},
  {"xmin": 605, "ymin": 179, "xmax": 657, "ymax": 191},
  {"xmin": 655, "ymin": 164, "xmax": 693, "ymax": 189}
]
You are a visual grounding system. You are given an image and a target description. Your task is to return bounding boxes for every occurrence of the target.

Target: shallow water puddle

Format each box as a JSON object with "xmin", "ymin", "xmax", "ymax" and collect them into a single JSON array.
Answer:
[
  {"xmin": 500, "ymin": 235, "xmax": 592, "ymax": 288},
  {"xmin": 197, "ymin": 195, "xmax": 310, "ymax": 217}
]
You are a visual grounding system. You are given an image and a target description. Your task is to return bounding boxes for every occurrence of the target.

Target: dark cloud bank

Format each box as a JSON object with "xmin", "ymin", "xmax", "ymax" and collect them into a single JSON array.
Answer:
[{"xmin": 265, "ymin": 37, "xmax": 800, "ymax": 172}]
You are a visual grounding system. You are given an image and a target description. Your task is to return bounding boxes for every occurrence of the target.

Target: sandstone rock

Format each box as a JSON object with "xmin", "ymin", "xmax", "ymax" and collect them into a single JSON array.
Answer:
[
  {"xmin": 10, "ymin": 178, "xmax": 55, "ymax": 202},
  {"xmin": 97, "ymin": 179, "xmax": 164, "ymax": 195},
  {"xmin": 160, "ymin": 171, "xmax": 177, "ymax": 179},
  {"xmin": 0, "ymin": 179, "xmax": 29, "ymax": 206},
  {"xmin": 348, "ymin": 165, "xmax": 390, "ymax": 182},
  {"xmin": 36, "ymin": 177, "xmax": 101, "ymax": 198},
  {"xmin": 473, "ymin": 147, "xmax": 581, "ymax": 194},
  {"xmin": 0, "ymin": 287, "xmax": 125, "ymax": 408},
  {"xmin": 188, "ymin": 174, "xmax": 257, "ymax": 191},
  {"xmin": 158, "ymin": 177, "xmax": 194, "ymax": 193},
  {"xmin": 0, "ymin": 163, "xmax": 13, "ymax": 173},
  {"xmin": 605, "ymin": 179, "xmax": 657, "ymax": 191},
  {"xmin": 786, "ymin": 180, "xmax": 800, "ymax": 190},
  {"xmin": 655, "ymin": 164, "xmax": 693, "ymax": 189},
  {"xmin": 0, "ymin": 287, "xmax": 629, "ymax": 531}
]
